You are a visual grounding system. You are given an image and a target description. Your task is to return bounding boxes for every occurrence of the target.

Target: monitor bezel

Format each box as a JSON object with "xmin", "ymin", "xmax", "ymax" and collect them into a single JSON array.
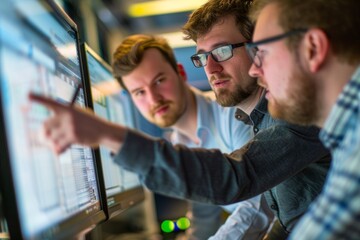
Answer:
[
  {"xmin": 0, "ymin": 1, "xmax": 108, "ymax": 239},
  {"xmin": 80, "ymin": 42, "xmax": 145, "ymax": 219}
]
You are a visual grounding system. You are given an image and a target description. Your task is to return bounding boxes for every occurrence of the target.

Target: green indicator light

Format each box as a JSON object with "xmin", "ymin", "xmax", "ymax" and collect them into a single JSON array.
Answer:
[
  {"xmin": 161, "ymin": 220, "xmax": 175, "ymax": 233},
  {"xmin": 177, "ymin": 217, "xmax": 190, "ymax": 230}
]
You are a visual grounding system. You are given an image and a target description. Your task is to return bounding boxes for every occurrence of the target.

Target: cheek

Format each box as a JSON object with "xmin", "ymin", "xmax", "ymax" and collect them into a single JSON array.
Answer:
[
  {"xmin": 265, "ymin": 68, "xmax": 281, "ymax": 90},
  {"xmin": 163, "ymin": 82, "xmax": 183, "ymax": 99},
  {"xmin": 239, "ymin": 53, "xmax": 253, "ymax": 72},
  {"xmin": 275, "ymin": 80, "xmax": 291, "ymax": 100},
  {"xmin": 269, "ymin": 64, "xmax": 291, "ymax": 92},
  {"xmin": 160, "ymin": 85, "xmax": 174, "ymax": 95},
  {"xmin": 229, "ymin": 56, "xmax": 253, "ymax": 82},
  {"xmin": 133, "ymin": 99, "xmax": 151, "ymax": 115}
]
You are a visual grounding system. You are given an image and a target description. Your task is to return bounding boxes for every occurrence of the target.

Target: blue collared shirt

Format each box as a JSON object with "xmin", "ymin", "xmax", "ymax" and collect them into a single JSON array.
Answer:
[
  {"xmin": 169, "ymin": 88, "xmax": 252, "ymax": 151},
  {"xmin": 167, "ymin": 88, "xmax": 272, "ymax": 240},
  {"xmin": 290, "ymin": 66, "xmax": 360, "ymax": 239}
]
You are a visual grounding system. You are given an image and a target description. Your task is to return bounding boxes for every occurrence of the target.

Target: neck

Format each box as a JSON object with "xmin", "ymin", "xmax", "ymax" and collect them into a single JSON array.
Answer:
[
  {"xmin": 172, "ymin": 88, "xmax": 199, "ymax": 144},
  {"xmin": 236, "ymin": 87, "xmax": 264, "ymax": 115},
  {"xmin": 316, "ymin": 61, "xmax": 359, "ymax": 127}
]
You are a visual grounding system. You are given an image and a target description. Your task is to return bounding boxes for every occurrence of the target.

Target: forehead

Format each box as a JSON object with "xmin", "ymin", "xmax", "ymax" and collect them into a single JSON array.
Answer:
[
  {"xmin": 134, "ymin": 48, "xmax": 172, "ymax": 72},
  {"xmin": 122, "ymin": 48, "xmax": 175, "ymax": 87},
  {"xmin": 253, "ymin": 3, "xmax": 283, "ymax": 41},
  {"xmin": 196, "ymin": 15, "xmax": 246, "ymax": 51}
]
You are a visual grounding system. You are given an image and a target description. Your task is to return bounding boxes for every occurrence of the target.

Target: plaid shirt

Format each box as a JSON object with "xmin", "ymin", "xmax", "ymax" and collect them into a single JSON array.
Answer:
[{"xmin": 290, "ymin": 66, "xmax": 360, "ymax": 239}]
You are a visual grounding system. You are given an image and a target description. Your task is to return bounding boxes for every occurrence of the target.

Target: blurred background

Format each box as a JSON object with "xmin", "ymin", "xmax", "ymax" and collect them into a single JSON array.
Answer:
[{"xmin": 55, "ymin": 0, "xmax": 210, "ymax": 89}]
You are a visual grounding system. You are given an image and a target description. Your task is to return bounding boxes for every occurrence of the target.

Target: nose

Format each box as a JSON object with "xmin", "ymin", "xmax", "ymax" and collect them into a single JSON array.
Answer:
[
  {"xmin": 204, "ymin": 54, "xmax": 223, "ymax": 75},
  {"xmin": 147, "ymin": 88, "xmax": 163, "ymax": 105},
  {"xmin": 248, "ymin": 63, "xmax": 262, "ymax": 78}
]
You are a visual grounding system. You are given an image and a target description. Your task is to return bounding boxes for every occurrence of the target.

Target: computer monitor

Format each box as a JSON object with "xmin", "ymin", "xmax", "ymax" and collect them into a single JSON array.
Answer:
[
  {"xmin": 80, "ymin": 43, "xmax": 144, "ymax": 219},
  {"xmin": 0, "ymin": 1, "xmax": 107, "ymax": 239}
]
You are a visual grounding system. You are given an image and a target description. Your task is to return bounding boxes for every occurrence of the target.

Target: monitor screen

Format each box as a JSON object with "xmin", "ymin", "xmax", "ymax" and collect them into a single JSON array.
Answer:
[
  {"xmin": 80, "ymin": 43, "xmax": 144, "ymax": 218},
  {"xmin": 0, "ymin": 1, "xmax": 107, "ymax": 239}
]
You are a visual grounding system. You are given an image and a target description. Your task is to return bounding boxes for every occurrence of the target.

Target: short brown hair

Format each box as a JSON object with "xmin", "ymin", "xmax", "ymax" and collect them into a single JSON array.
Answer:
[
  {"xmin": 182, "ymin": 0, "xmax": 254, "ymax": 42},
  {"xmin": 250, "ymin": 0, "xmax": 360, "ymax": 64},
  {"xmin": 112, "ymin": 34, "xmax": 178, "ymax": 90}
]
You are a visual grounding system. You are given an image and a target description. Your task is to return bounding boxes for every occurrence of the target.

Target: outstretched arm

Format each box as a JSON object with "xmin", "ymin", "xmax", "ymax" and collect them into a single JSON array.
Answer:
[
  {"xmin": 31, "ymin": 93, "xmax": 330, "ymax": 205},
  {"xmin": 115, "ymin": 125, "xmax": 329, "ymax": 204}
]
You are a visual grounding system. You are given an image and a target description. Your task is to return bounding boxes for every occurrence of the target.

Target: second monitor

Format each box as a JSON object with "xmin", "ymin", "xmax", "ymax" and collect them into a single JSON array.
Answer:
[{"xmin": 80, "ymin": 43, "xmax": 145, "ymax": 219}]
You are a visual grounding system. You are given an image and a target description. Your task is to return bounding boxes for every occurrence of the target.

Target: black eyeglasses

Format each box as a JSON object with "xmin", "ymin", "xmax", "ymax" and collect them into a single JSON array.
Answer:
[
  {"xmin": 245, "ymin": 28, "xmax": 308, "ymax": 68},
  {"xmin": 190, "ymin": 42, "xmax": 246, "ymax": 68}
]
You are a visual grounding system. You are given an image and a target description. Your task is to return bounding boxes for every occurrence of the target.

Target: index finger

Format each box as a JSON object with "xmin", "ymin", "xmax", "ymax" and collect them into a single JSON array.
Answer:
[{"xmin": 29, "ymin": 93, "xmax": 67, "ymax": 112}]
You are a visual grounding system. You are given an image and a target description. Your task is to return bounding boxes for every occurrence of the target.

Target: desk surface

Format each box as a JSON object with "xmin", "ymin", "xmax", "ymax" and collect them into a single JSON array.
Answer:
[{"xmin": 0, "ymin": 232, "xmax": 9, "ymax": 239}]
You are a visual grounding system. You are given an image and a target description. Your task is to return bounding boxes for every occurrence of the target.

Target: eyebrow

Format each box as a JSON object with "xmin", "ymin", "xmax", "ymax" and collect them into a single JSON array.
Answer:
[
  {"xmin": 196, "ymin": 42, "xmax": 230, "ymax": 54},
  {"xmin": 129, "ymin": 72, "xmax": 165, "ymax": 94}
]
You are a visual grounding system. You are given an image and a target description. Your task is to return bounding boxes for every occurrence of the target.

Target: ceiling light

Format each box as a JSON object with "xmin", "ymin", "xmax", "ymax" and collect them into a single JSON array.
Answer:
[{"xmin": 128, "ymin": 0, "xmax": 207, "ymax": 18}]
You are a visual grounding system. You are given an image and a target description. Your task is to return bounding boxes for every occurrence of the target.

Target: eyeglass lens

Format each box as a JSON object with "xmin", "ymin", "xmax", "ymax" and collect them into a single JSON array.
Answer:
[
  {"xmin": 245, "ymin": 29, "xmax": 308, "ymax": 68},
  {"xmin": 246, "ymin": 46, "xmax": 261, "ymax": 68},
  {"xmin": 191, "ymin": 45, "xmax": 233, "ymax": 68}
]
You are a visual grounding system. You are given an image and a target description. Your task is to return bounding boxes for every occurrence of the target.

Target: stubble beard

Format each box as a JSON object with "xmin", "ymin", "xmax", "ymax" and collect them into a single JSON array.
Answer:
[
  {"xmin": 153, "ymin": 109, "xmax": 181, "ymax": 128},
  {"xmin": 268, "ymin": 67, "xmax": 318, "ymax": 125},
  {"xmin": 214, "ymin": 80, "xmax": 258, "ymax": 107}
]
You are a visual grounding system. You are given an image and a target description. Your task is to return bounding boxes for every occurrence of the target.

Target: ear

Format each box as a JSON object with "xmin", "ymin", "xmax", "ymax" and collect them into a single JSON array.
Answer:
[
  {"xmin": 177, "ymin": 63, "xmax": 188, "ymax": 82},
  {"xmin": 303, "ymin": 29, "xmax": 329, "ymax": 73}
]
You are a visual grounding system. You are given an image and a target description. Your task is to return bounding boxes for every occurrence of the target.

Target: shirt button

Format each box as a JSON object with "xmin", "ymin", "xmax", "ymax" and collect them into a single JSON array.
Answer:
[
  {"xmin": 254, "ymin": 127, "xmax": 259, "ymax": 133},
  {"xmin": 270, "ymin": 204, "xmax": 278, "ymax": 210}
]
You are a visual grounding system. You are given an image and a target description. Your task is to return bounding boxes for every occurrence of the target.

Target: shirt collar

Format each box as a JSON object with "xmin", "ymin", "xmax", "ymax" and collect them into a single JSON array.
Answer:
[
  {"xmin": 320, "ymin": 66, "xmax": 360, "ymax": 150},
  {"xmin": 170, "ymin": 87, "xmax": 214, "ymax": 146},
  {"xmin": 235, "ymin": 93, "xmax": 268, "ymax": 125},
  {"xmin": 193, "ymin": 88, "xmax": 215, "ymax": 136}
]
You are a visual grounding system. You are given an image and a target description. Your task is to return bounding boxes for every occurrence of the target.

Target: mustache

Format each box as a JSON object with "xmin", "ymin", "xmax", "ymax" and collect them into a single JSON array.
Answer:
[
  {"xmin": 209, "ymin": 74, "xmax": 231, "ymax": 84},
  {"xmin": 151, "ymin": 101, "xmax": 171, "ymax": 114}
]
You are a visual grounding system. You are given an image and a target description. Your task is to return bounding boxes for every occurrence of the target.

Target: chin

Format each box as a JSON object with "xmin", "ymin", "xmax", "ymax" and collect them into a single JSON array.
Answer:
[{"xmin": 155, "ymin": 117, "xmax": 178, "ymax": 128}]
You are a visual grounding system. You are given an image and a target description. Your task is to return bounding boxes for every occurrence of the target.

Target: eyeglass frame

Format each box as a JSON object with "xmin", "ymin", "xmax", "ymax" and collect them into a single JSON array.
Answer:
[
  {"xmin": 245, "ymin": 28, "xmax": 308, "ymax": 68},
  {"xmin": 190, "ymin": 42, "xmax": 247, "ymax": 68}
]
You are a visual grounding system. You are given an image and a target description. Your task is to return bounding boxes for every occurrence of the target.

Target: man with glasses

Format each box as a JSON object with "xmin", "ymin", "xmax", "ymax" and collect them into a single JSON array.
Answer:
[
  {"xmin": 30, "ymin": 0, "xmax": 331, "ymax": 238},
  {"xmin": 182, "ymin": 1, "xmax": 330, "ymax": 238},
  {"xmin": 247, "ymin": 0, "xmax": 360, "ymax": 239}
]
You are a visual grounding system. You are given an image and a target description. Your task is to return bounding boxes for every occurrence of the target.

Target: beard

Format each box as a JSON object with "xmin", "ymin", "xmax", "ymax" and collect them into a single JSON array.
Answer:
[
  {"xmin": 214, "ymin": 79, "xmax": 258, "ymax": 107},
  {"xmin": 268, "ymin": 66, "xmax": 318, "ymax": 125},
  {"xmin": 151, "ymin": 103, "xmax": 183, "ymax": 128}
]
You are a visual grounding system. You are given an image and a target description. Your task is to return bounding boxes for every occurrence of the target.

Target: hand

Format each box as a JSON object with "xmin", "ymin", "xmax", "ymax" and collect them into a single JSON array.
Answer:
[{"xmin": 29, "ymin": 93, "xmax": 127, "ymax": 154}]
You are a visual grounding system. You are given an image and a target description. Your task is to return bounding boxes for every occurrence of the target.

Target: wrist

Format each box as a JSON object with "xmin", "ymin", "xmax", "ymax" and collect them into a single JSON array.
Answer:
[{"xmin": 99, "ymin": 122, "xmax": 127, "ymax": 153}]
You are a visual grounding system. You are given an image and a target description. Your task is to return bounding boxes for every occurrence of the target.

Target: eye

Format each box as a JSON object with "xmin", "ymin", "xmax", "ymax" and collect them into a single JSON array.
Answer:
[
  {"xmin": 257, "ymin": 49, "xmax": 267, "ymax": 58},
  {"xmin": 154, "ymin": 77, "xmax": 165, "ymax": 86},
  {"xmin": 213, "ymin": 45, "xmax": 231, "ymax": 59},
  {"xmin": 133, "ymin": 89, "xmax": 145, "ymax": 97}
]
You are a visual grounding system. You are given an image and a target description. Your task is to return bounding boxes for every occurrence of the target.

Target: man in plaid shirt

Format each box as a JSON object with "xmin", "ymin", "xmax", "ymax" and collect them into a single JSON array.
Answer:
[{"xmin": 249, "ymin": 0, "xmax": 360, "ymax": 239}]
